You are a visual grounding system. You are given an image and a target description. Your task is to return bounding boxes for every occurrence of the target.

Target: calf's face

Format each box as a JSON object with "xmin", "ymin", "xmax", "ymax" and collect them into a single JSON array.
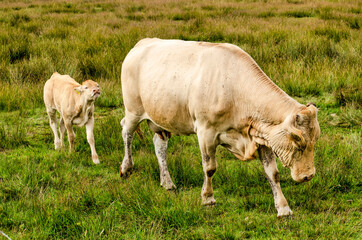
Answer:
[{"xmin": 75, "ymin": 80, "xmax": 101, "ymax": 101}]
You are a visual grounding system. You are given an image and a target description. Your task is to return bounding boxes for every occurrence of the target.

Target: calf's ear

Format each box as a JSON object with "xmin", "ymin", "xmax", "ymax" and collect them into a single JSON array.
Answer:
[{"xmin": 74, "ymin": 86, "xmax": 83, "ymax": 94}]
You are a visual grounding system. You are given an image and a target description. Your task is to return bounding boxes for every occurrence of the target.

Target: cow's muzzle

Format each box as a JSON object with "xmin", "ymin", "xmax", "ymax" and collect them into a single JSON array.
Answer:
[
  {"xmin": 300, "ymin": 173, "xmax": 315, "ymax": 182},
  {"xmin": 92, "ymin": 89, "xmax": 101, "ymax": 97},
  {"xmin": 292, "ymin": 169, "xmax": 315, "ymax": 183}
]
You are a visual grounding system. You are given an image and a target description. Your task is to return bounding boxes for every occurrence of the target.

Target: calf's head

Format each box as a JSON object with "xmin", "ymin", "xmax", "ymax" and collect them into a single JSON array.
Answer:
[
  {"xmin": 74, "ymin": 80, "xmax": 101, "ymax": 101},
  {"xmin": 268, "ymin": 103, "xmax": 320, "ymax": 183}
]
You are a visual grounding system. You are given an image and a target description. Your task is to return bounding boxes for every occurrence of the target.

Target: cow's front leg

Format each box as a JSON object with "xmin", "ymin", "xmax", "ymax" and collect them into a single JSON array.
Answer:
[
  {"xmin": 197, "ymin": 128, "xmax": 217, "ymax": 206},
  {"xmin": 258, "ymin": 145, "xmax": 293, "ymax": 217},
  {"xmin": 153, "ymin": 132, "xmax": 176, "ymax": 190},
  {"xmin": 46, "ymin": 108, "xmax": 61, "ymax": 149},
  {"xmin": 85, "ymin": 117, "xmax": 99, "ymax": 164}
]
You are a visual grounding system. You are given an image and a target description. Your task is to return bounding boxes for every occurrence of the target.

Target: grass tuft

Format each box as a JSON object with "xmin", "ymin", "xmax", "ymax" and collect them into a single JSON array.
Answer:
[
  {"xmin": 0, "ymin": 124, "xmax": 28, "ymax": 150},
  {"xmin": 314, "ymin": 27, "xmax": 350, "ymax": 42},
  {"xmin": 282, "ymin": 10, "xmax": 315, "ymax": 18},
  {"xmin": 9, "ymin": 13, "xmax": 31, "ymax": 26}
]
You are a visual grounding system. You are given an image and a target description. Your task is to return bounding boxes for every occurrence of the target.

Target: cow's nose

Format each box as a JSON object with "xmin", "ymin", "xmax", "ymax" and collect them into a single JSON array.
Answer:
[
  {"xmin": 303, "ymin": 173, "xmax": 314, "ymax": 182},
  {"xmin": 93, "ymin": 89, "xmax": 100, "ymax": 93}
]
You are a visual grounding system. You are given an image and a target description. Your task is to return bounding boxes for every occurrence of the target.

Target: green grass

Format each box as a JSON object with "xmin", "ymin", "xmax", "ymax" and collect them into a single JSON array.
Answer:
[{"xmin": 0, "ymin": 0, "xmax": 361, "ymax": 239}]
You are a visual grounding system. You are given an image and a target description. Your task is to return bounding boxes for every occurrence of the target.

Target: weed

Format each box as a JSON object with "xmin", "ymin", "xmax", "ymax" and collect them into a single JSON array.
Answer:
[
  {"xmin": 0, "ymin": 124, "xmax": 28, "ymax": 150},
  {"xmin": 282, "ymin": 10, "xmax": 314, "ymax": 18},
  {"xmin": 258, "ymin": 11, "xmax": 276, "ymax": 18},
  {"xmin": 9, "ymin": 13, "xmax": 31, "ymax": 26},
  {"xmin": 329, "ymin": 104, "xmax": 362, "ymax": 128},
  {"xmin": 126, "ymin": 5, "xmax": 145, "ymax": 13},
  {"xmin": 314, "ymin": 27, "xmax": 350, "ymax": 42},
  {"xmin": 345, "ymin": 17, "xmax": 360, "ymax": 30},
  {"xmin": 7, "ymin": 39, "xmax": 31, "ymax": 64}
]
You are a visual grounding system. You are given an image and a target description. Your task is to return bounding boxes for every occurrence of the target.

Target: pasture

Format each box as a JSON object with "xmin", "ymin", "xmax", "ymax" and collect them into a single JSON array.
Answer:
[{"xmin": 0, "ymin": 0, "xmax": 361, "ymax": 239}]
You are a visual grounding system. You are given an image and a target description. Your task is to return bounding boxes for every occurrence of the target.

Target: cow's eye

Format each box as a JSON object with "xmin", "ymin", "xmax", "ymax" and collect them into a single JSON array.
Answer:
[
  {"xmin": 298, "ymin": 144, "xmax": 306, "ymax": 151},
  {"xmin": 97, "ymin": 84, "xmax": 99, "ymax": 88},
  {"xmin": 84, "ymin": 86, "xmax": 88, "ymax": 89}
]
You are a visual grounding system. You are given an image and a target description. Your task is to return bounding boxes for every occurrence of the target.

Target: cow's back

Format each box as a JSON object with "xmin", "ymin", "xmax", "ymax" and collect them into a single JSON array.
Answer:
[{"xmin": 122, "ymin": 38, "xmax": 246, "ymax": 134}]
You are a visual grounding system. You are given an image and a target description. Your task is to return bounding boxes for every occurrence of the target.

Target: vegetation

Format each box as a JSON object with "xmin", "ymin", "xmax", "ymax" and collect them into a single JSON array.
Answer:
[{"xmin": 0, "ymin": 0, "xmax": 361, "ymax": 239}]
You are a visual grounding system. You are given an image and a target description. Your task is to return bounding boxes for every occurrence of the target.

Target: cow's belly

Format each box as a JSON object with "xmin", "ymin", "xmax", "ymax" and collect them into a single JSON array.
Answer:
[{"xmin": 141, "ymin": 93, "xmax": 195, "ymax": 135}]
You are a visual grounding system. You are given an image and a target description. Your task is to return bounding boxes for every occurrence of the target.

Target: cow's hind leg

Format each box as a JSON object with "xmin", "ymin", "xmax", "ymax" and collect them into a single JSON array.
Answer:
[
  {"xmin": 197, "ymin": 128, "xmax": 218, "ymax": 206},
  {"xmin": 148, "ymin": 121, "xmax": 176, "ymax": 190},
  {"xmin": 120, "ymin": 111, "xmax": 141, "ymax": 178},
  {"xmin": 258, "ymin": 145, "xmax": 293, "ymax": 217},
  {"xmin": 46, "ymin": 108, "xmax": 61, "ymax": 150}
]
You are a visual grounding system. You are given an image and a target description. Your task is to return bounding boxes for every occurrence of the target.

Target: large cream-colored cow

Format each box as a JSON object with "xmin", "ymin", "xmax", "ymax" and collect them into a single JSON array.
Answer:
[
  {"xmin": 44, "ymin": 72, "xmax": 101, "ymax": 164},
  {"xmin": 120, "ymin": 38, "xmax": 320, "ymax": 217}
]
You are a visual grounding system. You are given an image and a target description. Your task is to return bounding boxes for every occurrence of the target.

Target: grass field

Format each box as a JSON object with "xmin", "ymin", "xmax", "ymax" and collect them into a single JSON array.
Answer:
[{"xmin": 0, "ymin": 0, "xmax": 361, "ymax": 239}]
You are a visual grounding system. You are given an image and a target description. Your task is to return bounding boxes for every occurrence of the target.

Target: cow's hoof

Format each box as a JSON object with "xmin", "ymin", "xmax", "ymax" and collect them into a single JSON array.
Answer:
[
  {"xmin": 277, "ymin": 206, "xmax": 293, "ymax": 218},
  {"xmin": 92, "ymin": 155, "xmax": 100, "ymax": 164},
  {"xmin": 120, "ymin": 168, "xmax": 133, "ymax": 179},
  {"xmin": 202, "ymin": 196, "xmax": 216, "ymax": 206},
  {"xmin": 120, "ymin": 160, "xmax": 134, "ymax": 178}
]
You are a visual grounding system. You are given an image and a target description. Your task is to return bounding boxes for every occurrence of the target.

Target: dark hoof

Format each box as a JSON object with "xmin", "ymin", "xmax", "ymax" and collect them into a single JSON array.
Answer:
[{"xmin": 120, "ymin": 169, "xmax": 133, "ymax": 179}]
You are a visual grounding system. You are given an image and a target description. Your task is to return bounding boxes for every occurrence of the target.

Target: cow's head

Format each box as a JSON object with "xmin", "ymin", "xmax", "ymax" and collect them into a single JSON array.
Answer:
[
  {"xmin": 267, "ymin": 103, "xmax": 320, "ymax": 182},
  {"xmin": 74, "ymin": 80, "xmax": 101, "ymax": 101}
]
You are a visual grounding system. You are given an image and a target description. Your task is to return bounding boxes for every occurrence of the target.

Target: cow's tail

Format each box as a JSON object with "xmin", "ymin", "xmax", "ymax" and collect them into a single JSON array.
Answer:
[{"xmin": 135, "ymin": 127, "xmax": 145, "ymax": 143}]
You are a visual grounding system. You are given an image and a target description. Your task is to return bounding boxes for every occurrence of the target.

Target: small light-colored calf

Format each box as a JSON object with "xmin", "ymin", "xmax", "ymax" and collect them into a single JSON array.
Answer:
[{"xmin": 44, "ymin": 72, "xmax": 101, "ymax": 164}]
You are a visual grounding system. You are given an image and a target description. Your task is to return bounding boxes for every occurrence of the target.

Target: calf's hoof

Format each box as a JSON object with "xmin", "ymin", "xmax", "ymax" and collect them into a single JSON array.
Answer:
[
  {"xmin": 277, "ymin": 206, "xmax": 293, "ymax": 218},
  {"xmin": 161, "ymin": 181, "xmax": 176, "ymax": 191},
  {"xmin": 54, "ymin": 141, "xmax": 61, "ymax": 150},
  {"xmin": 92, "ymin": 155, "xmax": 100, "ymax": 164},
  {"xmin": 202, "ymin": 196, "xmax": 216, "ymax": 206}
]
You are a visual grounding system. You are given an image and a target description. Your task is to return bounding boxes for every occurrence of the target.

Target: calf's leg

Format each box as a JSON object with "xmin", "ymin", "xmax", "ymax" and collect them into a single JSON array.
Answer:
[
  {"xmin": 197, "ymin": 128, "xmax": 218, "ymax": 206},
  {"xmin": 46, "ymin": 108, "xmax": 61, "ymax": 149},
  {"xmin": 120, "ymin": 111, "xmax": 141, "ymax": 177},
  {"xmin": 85, "ymin": 117, "xmax": 99, "ymax": 164},
  {"xmin": 64, "ymin": 119, "xmax": 75, "ymax": 152},
  {"xmin": 59, "ymin": 116, "xmax": 65, "ymax": 148},
  {"xmin": 258, "ymin": 145, "xmax": 293, "ymax": 217}
]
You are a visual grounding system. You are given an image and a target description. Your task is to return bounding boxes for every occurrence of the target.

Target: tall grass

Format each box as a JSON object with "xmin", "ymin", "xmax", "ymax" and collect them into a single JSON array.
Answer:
[
  {"xmin": 0, "ymin": 0, "xmax": 360, "ymax": 110},
  {"xmin": 0, "ymin": 0, "xmax": 361, "ymax": 239}
]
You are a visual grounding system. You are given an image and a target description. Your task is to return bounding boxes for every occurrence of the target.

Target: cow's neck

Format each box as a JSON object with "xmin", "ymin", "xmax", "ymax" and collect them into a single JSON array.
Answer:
[{"xmin": 240, "ymin": 71, "xmax": 304, "ymax": 124}]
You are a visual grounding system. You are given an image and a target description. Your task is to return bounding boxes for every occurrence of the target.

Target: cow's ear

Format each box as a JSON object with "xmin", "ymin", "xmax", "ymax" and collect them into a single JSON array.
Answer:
[
  {"xmin": 299, "ymin": 103, "xmax": 318, "ymax": 117},
  {"xmin": 74, "ymin": 86, "xmax": 83, "ymax": 94},
  {"xmin": 295, "ymin": 114, "xmax": 306, "ymax": 126}
]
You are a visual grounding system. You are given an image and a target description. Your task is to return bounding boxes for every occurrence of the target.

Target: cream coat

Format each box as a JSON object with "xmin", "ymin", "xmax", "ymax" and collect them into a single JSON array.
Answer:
[
  {"xmin": 44, "ymin": 73, "xmax": 101, "ymax": 164},
  {"xmin": 120, "ymin": 38, "xmax": 320, "ymax": 216}
]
